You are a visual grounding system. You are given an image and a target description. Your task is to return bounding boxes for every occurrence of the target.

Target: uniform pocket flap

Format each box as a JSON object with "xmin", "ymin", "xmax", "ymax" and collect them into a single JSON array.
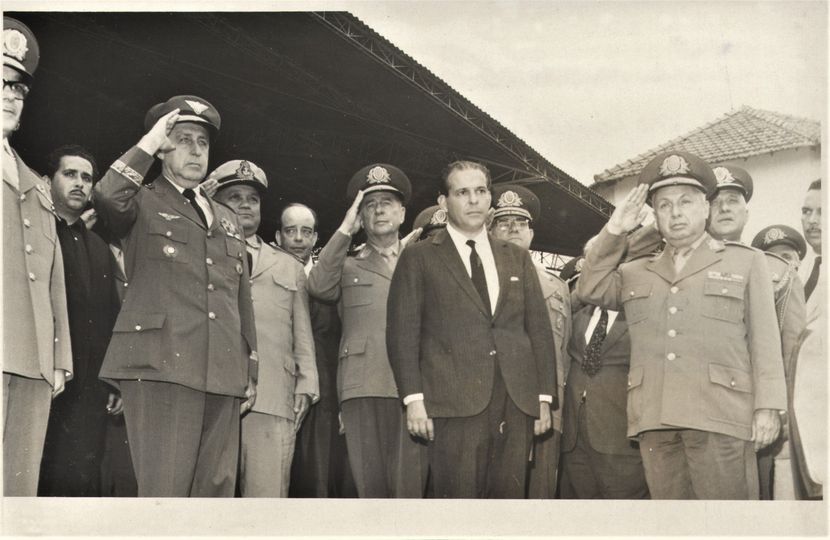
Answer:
[
  {"xmin": 342, "ymin": 274, "xmax": 372, "ymax": 288},
  {"xmin": 272, "ymin": 273, "xmax": 299, "ymax": 291},
  {"xmin": 622, "ymin": 283, "xmax": 652, "ymax": 302},
  {"xmin": 703, "ymin": 278, "xmax": 744, "ymax": 300},
  {"xmin": 709, "ymin": 363, "xmax": 752, "ymax": 393},
  {"xmin": 148, "ymin": 218, "xmax": 189, "ymax": 244},
  {"xmin": 339, "ymin": 337, "xmax": 367, "ymax": 358},
  {"xmin": 113, "ymin": 312, "xmax": 166, "ymax": 332},
  {"xmin": 627, "ymin": 366, "xmax": 644, "ymax": 391}
]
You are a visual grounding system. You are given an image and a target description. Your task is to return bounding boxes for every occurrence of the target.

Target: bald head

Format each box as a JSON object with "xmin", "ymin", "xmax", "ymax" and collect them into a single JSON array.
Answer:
[{"xmin": 276, "ymin": 203, "xmax": 318, "ymax": 263}]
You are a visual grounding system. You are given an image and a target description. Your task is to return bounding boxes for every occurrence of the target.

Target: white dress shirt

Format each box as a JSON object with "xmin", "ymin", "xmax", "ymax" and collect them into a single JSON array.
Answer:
[
  {"xmin": 799, "ymin": 248, "xmax": 820, "ymax": 289},
  {"xmin": 584, "ymin": 306, "xmax": 619, "ymax": 344},
  {"xmin": 165, "ymin": 176, "xmax": 214, "ymax": 228},
  {"xmin": 246, "ymin": 234, "xmax": 261, "ymax": 272},
  {"xmin": 445, "ymin": 222, "xmax": 500, "ymax": 313}
]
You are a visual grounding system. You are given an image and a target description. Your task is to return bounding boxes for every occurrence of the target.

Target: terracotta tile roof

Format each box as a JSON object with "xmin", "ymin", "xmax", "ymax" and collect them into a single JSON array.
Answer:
[{"xmin": 593, "ymin": 106, "xmax": 821, "ymax": 185}]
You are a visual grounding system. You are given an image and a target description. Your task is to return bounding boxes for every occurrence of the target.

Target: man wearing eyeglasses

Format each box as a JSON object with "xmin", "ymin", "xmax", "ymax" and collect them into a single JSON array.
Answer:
[
  {"xmin": 488, "ymin": 184, "xmax": 571, "ymax": 498},
  {"xmin": 3, "ymin": 16, "xmax": 73, "ymax": 496}
]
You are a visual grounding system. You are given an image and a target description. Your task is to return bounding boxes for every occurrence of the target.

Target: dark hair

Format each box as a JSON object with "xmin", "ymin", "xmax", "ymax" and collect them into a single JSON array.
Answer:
[
  {"xmin": 439, "ymin": 160, "xmax": 492, "ymax": 195},
  {"xmin": 808, "ymin": 179, "xmax": 821, "ymax": 191},
  {"xmin": 46, "ymin": 144, "xmax": 99, "ymax": 181},
  {"xmin": 279, "ymin": 203, "xmax": 318, "ymax": 232}
]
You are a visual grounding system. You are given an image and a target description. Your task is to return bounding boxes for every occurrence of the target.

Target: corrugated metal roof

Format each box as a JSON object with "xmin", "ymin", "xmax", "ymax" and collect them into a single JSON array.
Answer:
[{"xmin": 593, "ymin": 106, "xmax": 821, "ymax": 185}]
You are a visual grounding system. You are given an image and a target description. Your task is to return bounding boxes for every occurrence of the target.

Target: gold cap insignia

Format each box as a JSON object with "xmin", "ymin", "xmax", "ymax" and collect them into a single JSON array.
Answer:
[
  {"xmin": 184, "ymin": 100, "xmax": 209, "ymax": 115},
  {"xmin": 764, "ymin": 227, "xmax": 786, "ymax": 244},
  {"xmin": 430, "ymin": 208, "xmax": 448, "ymax": 225},
  {"xmin": 497, "ymin": 190, "xmax": 523, "ymax": 208},
  {"xmin": 236, "ymin": 160, "xmax": 254, "ymax": 181},
  {"xmin": 366, "ymin": 166, "xmax": 391, "ymax": 184},
  {"xmin": 4, "ymin": 29, "xmax": 28, "ymax": 62},
  {"xmin": 659, "ymin": 155, "xmax": 691, "ymax": 177},
  {"xmin": 713, "ymin": 167, "xmax": 736, "ymax": 185}
]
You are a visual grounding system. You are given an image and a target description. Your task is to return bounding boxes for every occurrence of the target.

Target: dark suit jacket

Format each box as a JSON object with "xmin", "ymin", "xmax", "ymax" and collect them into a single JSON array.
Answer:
[
  {"xmin": 386, "ymin": 228, "xmax": 557, "ymax": 418},
  {"xmin": 562, "ymin": 305, "xmax": 639, "ymax": 455}
]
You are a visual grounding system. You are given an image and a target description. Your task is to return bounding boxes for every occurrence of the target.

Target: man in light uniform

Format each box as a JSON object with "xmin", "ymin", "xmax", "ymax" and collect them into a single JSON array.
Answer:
[{"xmin": 577, "ymin": 151, "xmax": 786, "ymax": 499}]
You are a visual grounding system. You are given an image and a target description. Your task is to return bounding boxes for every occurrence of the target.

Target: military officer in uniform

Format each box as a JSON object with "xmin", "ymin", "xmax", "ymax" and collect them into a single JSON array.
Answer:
[
  {"xmin": 752, "ymin": 225, "xmax": 807, "ymax": 271},
  {"xmin": 412, "ymin": 204, "xmax": 447, "ymax": 243},
  {"xmin": 93, "ymin": 96, "xmax": 257, "ymax": 497},
  {"xmin": 307, "ymin": 164, "xmax": 427, "ymax": 498},
  {"xmin": 3, "ymin": 16, "xmax": 73, "ymax": 496},
  {"xmin": 487, "ymin": 184, "xmax": 570, "ymax": 498},
  {"xmin": 577, "ymin": 151, "xmax": 787, "ymax": 499},
  {"xmin": 706, "ymin": 165, "xmax": 806, "ymax": 499},
  {"xmin": 212, "ymin": 160, "xmax": 318, "ymax": 497}
]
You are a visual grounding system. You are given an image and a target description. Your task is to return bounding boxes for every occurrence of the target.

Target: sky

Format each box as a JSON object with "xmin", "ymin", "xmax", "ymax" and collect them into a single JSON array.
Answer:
[{"xmin": 346, "ymin": 1, "xmax": 826, "ymax": 185}]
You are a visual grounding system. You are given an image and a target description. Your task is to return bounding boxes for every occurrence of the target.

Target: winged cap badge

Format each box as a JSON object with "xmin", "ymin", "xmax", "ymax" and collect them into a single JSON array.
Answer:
[
  {"xmin": 430, "ymin": 208, "xmax": 448, "ymax": 225},
  {"xmin": 4, "ymin": 29, "xmax": 28, "ymax": 62},
  {"xmin": 497, "ymin": 190, "xmax": 523, "ymax": 208},
  {"xmin": 366, "ymin": 166, "xmax": 391, "ymax": 184},
  {"xmin": 184, "ymin": 100, "xmax": 209, "ymax": 115},
  {"xmin": 713, "ymin": 167, "xmax": 736, "ymax": 184},
  {"xmin": 659, "ymin": 155, "xmax": 691, "ymax": 177},
  {"xmin": 236, "ymin": 160, "xmax": 254, "ymax": 181},
  {"xmin": 764, "ymin": 227, "xmax": 786, "ymax": 244}
]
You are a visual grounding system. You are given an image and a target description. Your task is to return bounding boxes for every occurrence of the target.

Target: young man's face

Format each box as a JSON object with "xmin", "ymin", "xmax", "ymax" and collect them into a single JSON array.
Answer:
[
  {"xmin": 801, "ymin": 188, "xmax": 821, "ymax": 254},
  {"xmin": 50, "ymin": 155, "xmax": 94, "ymax": 215},
  {"xmin": 439, "ymin": 168, "xmax": 491, "ymax": 234}
]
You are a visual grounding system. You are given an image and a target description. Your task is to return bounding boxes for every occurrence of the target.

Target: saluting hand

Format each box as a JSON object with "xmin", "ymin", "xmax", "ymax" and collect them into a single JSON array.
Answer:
[
  {"xmin": 337, "ymin": 190, "xmax": 364, "ymax": 236},
  {"xmin": 400, "ymin": 227, "xmax": 423, "ymax": 249},
  {"xmin": 406, "ymin": 399, "xmax": 434, "ymax": 441},
  {"xmin": 752, "ymin": 408, "xmax": 781, "ymax": 451},
  {"xmin": 201, "ymin": 171, "xmax": 220, "ymax": 199},
  {"xmin": 607, "ymin": 183, "xmax": 649, "ymax": 235},
  {"xmin": 137, "ymin": 108, "xmax": 180, "ymax": 157}
]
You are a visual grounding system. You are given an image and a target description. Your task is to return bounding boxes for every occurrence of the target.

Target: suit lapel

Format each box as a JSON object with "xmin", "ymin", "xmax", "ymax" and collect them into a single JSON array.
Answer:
[
  {"xmin": 600, "ymin": 310, "xmax": 628, "ymax": 354},
  {"xmin": 646, "ymin": 249, "xmax": 675, "ymax": 284},
  {"xmin": 154, "ymin": 176, "xmax": 206, "ymax": 230},
  {"xmin": 251, "ymin": 237, "xmax": 277, "ymax": 279},
  {"xmin": 489, "ymin": 237, "xmax": 509, "ymax": 320},
  {"xmin": 573, "ymin": 305, "xmax": 592, "ymax": 352},
  {"xmin": 674, "ymin": 238, "xmax": 722, "ymax": 283},
  {"xmin": 354, "ymin": 245, "xmax": 394, "ymax": 280},
  {"xmin": 432, "ymin": 230, "xmax": 488, "ymax": 315}
]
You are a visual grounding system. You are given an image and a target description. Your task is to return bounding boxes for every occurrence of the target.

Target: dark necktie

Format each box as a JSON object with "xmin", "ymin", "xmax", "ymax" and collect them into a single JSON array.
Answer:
[
  {"xmin": 183, "ymin": 188, "xmax": 207, "ymax": 228},
  {"xmin": 246, "ymin": 250, "xmax": 254, "ymax": 274},
  {"xmin": 466, "ymin": 239, "xmax": 491, "ymax": 315},
  {"xmin": 583, "ymin": 308, "xmax": 609, "ymax": 376},
  {"xmin": 805, "ymin": 255, "xmax": 821, "ymax": 300}
]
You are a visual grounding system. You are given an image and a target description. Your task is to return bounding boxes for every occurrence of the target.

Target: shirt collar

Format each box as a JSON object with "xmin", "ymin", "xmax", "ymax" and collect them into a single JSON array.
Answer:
[
  {"xmin": 164, "ymin": 174, "xmax": 204, "ymax": 198},
  {"xmin": 246, "ymin": 234, "xmax": 261, "ymax": 250},
  {"xmin": 446, "ymin": 222, "xmax": 489, "ymax": 249},
  {"xmin": 669, "ymin": 230, "xmax": 709, "ymax": 256},
  {"xmin": 368, "ymin": 239, "xmax": 400, "ymax": 258}
]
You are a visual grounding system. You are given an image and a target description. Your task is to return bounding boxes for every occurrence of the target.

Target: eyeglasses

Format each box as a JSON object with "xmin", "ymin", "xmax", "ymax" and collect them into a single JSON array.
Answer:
[
  {"xmin": 3, "ymin": 80, "xmax": 30, "ymax": 100},
  {"xmin": 494, "ymin": 218, "xmax": 530, "ymax": 231}
]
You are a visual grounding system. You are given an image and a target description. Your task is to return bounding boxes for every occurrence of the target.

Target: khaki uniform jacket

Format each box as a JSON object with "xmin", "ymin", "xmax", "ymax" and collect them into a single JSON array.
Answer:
[
  {"xmin": 577, "ymin": 228, "xmax": 786, "ymax": 441},
  {"xmin": 249, "ymin": 239, "xmax": 318, "ymax": 419},
  {"xmin": 535, "ymin": 263, "xmax": 571, "ymax": 432},
  {"xmin": 307, "ymin": 231, "xmax": 399, "ymax": 403},
  {"xmin": 93, "ymin": 146, "xmax": 257, "ymax": 397},
  {"xmin": 387, "ymin": 229, "xmax": 557, "ymax": 418},
  {"xmin": 3, "ymin": 148, "xmax": 72, "ymax": 385}
]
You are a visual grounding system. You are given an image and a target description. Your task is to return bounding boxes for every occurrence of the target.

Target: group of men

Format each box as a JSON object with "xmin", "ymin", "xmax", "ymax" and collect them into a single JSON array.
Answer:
[{"xmin": 3, "ymin": 16, "xmax": 824, "ymax": 500}]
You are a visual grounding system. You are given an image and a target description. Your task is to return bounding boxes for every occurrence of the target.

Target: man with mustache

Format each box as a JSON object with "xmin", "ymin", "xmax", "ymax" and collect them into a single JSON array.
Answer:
[
  {"xmin": 577, "ymin": 151, "xmax": 786, "ymax": 499},
  {"xmin": 36, "ymin": 146, "xmax": 121, "ymax": 496},
  {"xmin": 93, "ymin": 96, "xmax": 257, "ymax": 497},
  {"xmin": 3, "ymin": 16, "xmax": 73, "ymax": 496}
]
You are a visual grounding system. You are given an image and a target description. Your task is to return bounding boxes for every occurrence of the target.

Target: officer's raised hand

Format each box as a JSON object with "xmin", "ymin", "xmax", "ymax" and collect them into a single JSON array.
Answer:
[
  {"xmin": 137, "ymin": 108, "xmax": 180, "ymax": 157},
  {"xmin": 337, "ymin": 189, "xmax": 365, "ymax": 236},
  {"xmin": 607, "ymin": 183, "xmax": 649, "ymax": 235}
]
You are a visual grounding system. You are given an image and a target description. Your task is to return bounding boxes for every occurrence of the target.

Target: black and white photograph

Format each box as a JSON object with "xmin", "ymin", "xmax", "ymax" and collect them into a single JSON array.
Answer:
[{"xmin": 2, "ymin": 0, "xmax": 826, "ymax": 536}]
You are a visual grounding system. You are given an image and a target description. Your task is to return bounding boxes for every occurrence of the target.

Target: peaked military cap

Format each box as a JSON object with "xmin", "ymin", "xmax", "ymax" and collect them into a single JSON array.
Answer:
[
  {"xmin": 710, "ymin": 165, "xmax": 753, "ymax": 202},
  {"xmin": 211, "ymin": 160, "xmax": 268, "ymax": 195},
  {"xmin": 346, "ymin": 163, "xmax": 411, "ymax": 204},
  {"xmin": 751, "ymin": 224, "xmax": 807, "ymax": 260},
  {"xmin": 638, "ymin": 150, "xmax": 717, "ymax": 202},
  {"xmin": 413, "ymin": 204, "xmax": 448, "ymax": 232},
  {"xmin": 490, "ymin": 184, "xmax": 541, "ymax": 223},
  {"xmin": 144, "ymin": 95, "xmax": 221, "ymax": 138},
  {"xmin": 4, "ymin": 17, "xmax": 39, "ymax": 82}
]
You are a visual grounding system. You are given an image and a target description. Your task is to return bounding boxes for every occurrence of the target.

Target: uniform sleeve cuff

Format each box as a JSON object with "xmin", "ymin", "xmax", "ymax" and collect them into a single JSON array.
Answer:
[
  {"xmin": 539, "ymin": 394, "xmax": 553, "ymax": 403},
  {"xmin": 403, "ymin": 393, "xmax": 424, "ymax": 406}
]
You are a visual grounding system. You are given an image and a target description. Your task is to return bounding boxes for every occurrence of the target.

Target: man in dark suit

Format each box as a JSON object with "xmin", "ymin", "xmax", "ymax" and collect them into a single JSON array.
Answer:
[
  {"xmin": 93, "ymin": 96, "xmax": 257, "ymax": 497},
  {"xmin": 559, "ymin": 256, "xmax": 648, "ymax": 499},
  {"xmin": 37, "ymin": 145, "xmax": 121, "ymax": 497},
  {"xmin": 387, "ymin": 160, "xmax": 557, "ymax": 498}
]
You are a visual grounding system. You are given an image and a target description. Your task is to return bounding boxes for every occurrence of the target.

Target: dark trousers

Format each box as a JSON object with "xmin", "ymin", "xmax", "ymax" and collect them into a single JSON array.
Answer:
[
  {"xmin": 527, "ymin": 430, "xmax": 561, "ymax": 498},
  {"xmin": 560, "ymin": 407, "xmax": 648, "ymax": 499},
  {"xmin": 430, "ymin": 370, "xmax": 533, "ymax": 498},
  {"xmin": 99, "ymin": 414, "xmax": 137, "ymax": 496},
  {"xmin": 639, "ymin": 429, "xmax": 757, "ymax": 499},
  {"xmin": 340, "ymin": 396, "xmax": 428, "ymax": 498},
  {"xmin": 120, "ymin": 380, "xmax": 240, "ymax": 497},
  {"xmin": 3, "ymin": 373, "xmax": 52, "ymax": 496}
]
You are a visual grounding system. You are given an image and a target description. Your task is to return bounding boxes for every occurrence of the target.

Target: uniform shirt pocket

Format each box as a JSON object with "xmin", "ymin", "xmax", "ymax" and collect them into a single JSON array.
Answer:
[
  {"xmin": 147, "ymin": 219, "xmax": 189, "ymax": 262},
  {"xmin": 272, "ymin": 273, "xmax": 298, "ymax": 313},
  {"xmin": 339, "ymin": 336, "xmax": 367, "ymax": 390},
  {"xmin": 341, "ymin": 274, "xmax": 373, "ymax": 307},
  {"xmin": 701, "ymin": 278, "xmax": 745, "ymax": 324},
  {"xmin": 621, "ymin": 283, "xmax": 652, "ymax": 324}
]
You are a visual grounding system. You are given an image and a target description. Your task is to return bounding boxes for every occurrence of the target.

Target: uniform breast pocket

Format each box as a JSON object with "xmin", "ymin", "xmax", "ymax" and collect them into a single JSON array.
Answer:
[
  {"xmin": 272, "ymin": 273, "xmax": 297, "ymax": 313},
  {"xmin": 341, "ymin": 274, "xmax": 373, "ymax": 307},
  {"xmin": 621, "ymin": 283, "xmax": 652, "ymax": 324},
  {"xmin": 548, "ymin": 297, "xmax": 568, "ymax": 337},
  {"xmin": 147, "ymin": 218, "xmax": 189, "ymax": 262},
  {"xmin": 701, "ymin": 278, "xmax": 745, "ymax": 324},
  {"xmin": 339, "ymin": 337, "xmax": 367, "ymax": 390},
  {"xmin": 225, "ymin": 236, "xmax": 244, "ymax": 260}
]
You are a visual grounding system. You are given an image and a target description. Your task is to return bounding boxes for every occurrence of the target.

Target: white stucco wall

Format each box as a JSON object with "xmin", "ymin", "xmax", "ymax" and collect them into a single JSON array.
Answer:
[{"xmin": 592, "ymin": 146, "xmax": 821, "ymax": 244}]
